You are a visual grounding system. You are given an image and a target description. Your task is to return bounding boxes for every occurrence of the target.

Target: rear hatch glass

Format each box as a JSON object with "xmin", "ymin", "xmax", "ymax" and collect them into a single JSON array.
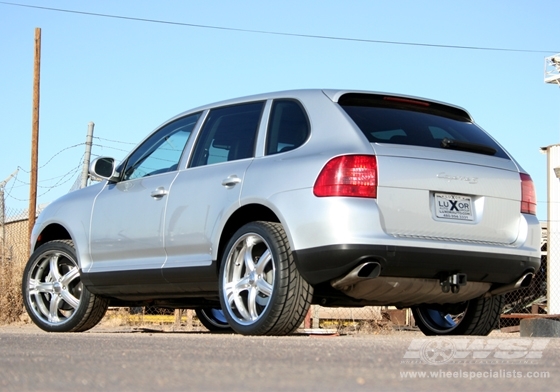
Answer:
[{"xmin": 338, "ymin": 93, "xmax": 509, "ymax": 159}]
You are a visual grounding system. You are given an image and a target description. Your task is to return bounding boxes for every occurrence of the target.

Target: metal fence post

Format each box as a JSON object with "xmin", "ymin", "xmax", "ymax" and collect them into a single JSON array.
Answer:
[{"xmin": 80, "ymin": 122, "xmax": 95, "ymax": 188}]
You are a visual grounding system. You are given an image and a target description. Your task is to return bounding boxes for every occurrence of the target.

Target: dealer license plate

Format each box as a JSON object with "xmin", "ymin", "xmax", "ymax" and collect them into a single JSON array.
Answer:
[{"xmin": 434, "ymin": 193, "xmax": 474, "ymax": 221}]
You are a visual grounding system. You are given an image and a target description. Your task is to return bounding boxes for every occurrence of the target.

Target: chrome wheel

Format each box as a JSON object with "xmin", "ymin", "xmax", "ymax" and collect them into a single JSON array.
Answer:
[
  {"xmin": 219, "ymin": 222, "xmax": 312, "ymax": 336},
  {"xmin": 26, "ymin": 248, "xmax": 82, "ymax": 325},
  {"xmin": 23, "ymin": 240, "xmax": 109, "ymax": 332},
  {"xmin": 222, "ymin": 233, "xmax": 275, "ymax": 325}
]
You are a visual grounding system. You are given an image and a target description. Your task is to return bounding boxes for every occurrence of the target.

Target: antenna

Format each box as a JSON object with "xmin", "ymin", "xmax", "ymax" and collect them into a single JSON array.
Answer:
[{"xmin": 544, "ymin": 53, "xmax": 560, "ymax": 86}]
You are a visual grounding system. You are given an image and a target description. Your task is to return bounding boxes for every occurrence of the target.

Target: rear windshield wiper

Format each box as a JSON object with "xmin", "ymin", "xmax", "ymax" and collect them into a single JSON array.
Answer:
[{"xmin": 441, "ymin": 138, "xmax": 497, "ymax": 156}]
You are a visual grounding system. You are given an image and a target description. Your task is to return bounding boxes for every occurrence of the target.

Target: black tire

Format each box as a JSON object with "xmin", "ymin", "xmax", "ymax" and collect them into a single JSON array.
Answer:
[
  {"xmin": 195, "ymin": 308, "xmax": 232, "ymax": 332},
  {"xmin": 411, "ymin": 295, "xmax": 504, "ymax": 336},
  {"xmin": 22, "ymin": 240, "xmax": 109, "ymax": 332},
  {"xmin": 218, "ymin": 221, "xmax": 313, "ymax": 336}
]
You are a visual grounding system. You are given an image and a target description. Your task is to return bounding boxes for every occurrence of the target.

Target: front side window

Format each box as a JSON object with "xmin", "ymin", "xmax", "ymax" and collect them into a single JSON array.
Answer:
[
  {"xmin": 121, "ymin": 113, "xmax": 201, "ymax": 181},
  {"xmin": 266, "ymin": 99, "xmax": 310, "ymax": 155},
  {"xmin": 190, "ymin": 102, "xmax": 264, "ymax": 168}
]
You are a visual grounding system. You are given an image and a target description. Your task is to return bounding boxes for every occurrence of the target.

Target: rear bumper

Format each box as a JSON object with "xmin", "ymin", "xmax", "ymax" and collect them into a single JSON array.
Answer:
[{"xmin": 292, "ymin": 244, "xmax": 541, "ymax": 285}]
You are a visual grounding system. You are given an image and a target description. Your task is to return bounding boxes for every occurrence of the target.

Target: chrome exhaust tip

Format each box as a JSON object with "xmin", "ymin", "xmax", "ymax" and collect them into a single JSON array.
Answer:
[
  {"xmin": 489, "ymin": 272, "xmax": 534, "ymax": 297},
  {"xmin": 331, "ymin": 261, "xmax": 381, "ymax": 290}
]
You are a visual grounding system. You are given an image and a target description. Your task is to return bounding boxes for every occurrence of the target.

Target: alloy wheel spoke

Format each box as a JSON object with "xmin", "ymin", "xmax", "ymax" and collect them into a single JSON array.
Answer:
[
  {"xmin": 49, "ymin": 255, "xmax": 62, "ymax": 281},
  {"xmin": 48, "ymin": 294, "xmax": 62, "ymax": 323},
  {"xmin": 242, "ymin": 237, "xmax": 257, "ymax": 272},
  {"xmin": 35, "ymin": 295, "xmax": 52, "ymax": 319},
  {"xmin": 247, "ymin": 286, "xmax": 259, "ymax": 320},
  {"xmin": 256, "ymin": 277, "xmax": 273, "ymax": 297},
  {"xmin": 60, "ymin": 290, "xmax": 80, "ymax": 309},
  {"xmin": 232, "ymin": 249, "xmax": 245, "ymax": 280},
  {"xmin": 60, "ymin": 267, "xmax": 80, "ymax": 287},
  {"xmin": 233, "ymin": 293, "xmax": 251, "ymax": 321},
  {"xmin": 29, "ymin": 279, "xmax": 54, "ymax": 294},
  {"xmin": 254, "ymin": 249, "xmax": 271, "ymax": 275}
]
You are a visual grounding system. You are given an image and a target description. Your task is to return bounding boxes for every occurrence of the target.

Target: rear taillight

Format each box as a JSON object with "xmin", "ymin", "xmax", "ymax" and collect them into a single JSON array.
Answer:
[
  {"xmin": 313, "ymin": 155, "xmax": 378, "ymax": 198},
  {"xmin": 520, "ymin": 173, "xmax": 537, "ymax": 215}
]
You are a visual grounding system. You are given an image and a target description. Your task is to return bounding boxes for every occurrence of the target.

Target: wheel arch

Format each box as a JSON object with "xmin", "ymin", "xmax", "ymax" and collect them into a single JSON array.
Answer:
[
  {"xmin": 33, "ymin": 223, "xmax": 91, "ymax": 271},
  {"xmin": 34, "ymin": 223, "xmax": 72, "ymax": 250},
  {"xmin": 216, "ymin": 204, "xmax": 281, "ymax": 265}
]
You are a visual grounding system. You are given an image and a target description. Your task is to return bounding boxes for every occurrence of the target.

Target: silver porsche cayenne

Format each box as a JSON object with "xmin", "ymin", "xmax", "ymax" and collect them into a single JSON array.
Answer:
[{"xmin": 22, "ymin": 89, "xmax": 541, "ymax": 336}]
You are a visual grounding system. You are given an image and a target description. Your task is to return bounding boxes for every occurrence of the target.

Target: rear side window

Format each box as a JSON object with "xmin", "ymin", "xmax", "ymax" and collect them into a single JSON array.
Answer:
[
  {"xmin": 190, "ymin": 101, "xmax": 264, "ymax": 167},
  {"xmin": 266, "ymin": 99, "xmax": 310, "ymax": 155},
  {"xmin": 338, "ymin": 93, "xmax": 508, "ymax": 159}
]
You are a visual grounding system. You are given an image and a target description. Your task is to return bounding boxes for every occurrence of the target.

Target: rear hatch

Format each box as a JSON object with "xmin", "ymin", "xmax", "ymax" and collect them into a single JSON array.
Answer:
[{"xmin": 337, "ymin": 93, "xmax": 526, "ymax": 245}]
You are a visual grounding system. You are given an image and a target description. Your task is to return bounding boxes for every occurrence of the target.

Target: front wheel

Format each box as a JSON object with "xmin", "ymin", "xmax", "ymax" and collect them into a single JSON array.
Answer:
[
  {"xmin": 411, "ymin": 295, "xmax": 504, "ymax": 336},
  {"xmin": 22, "ymin": 240, "xmax": 109, "ymax": 332},
  {"xmin": 219, "ymin": 221, "xmax": 313, "ymax": 336}
]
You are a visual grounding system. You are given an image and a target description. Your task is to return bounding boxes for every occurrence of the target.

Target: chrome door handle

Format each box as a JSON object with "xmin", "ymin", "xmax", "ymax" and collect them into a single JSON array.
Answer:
[
  {"xmin": 221, "ymin": 175, "xmax": 242, "ymax": 188},
  {"xmin": 151, "ymin": 187, "xmax": 168, "ymax": 198}
]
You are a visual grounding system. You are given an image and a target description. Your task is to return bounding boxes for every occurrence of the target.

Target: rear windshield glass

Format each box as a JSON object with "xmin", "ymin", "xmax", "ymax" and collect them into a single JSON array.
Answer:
[{"xmin": 338, "ymin": 94, "xmax": 509, "ymax": 159}]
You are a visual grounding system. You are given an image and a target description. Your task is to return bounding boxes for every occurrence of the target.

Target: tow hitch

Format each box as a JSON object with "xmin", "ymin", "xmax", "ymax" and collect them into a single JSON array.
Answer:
[{"xmin": 440, "ymin": 273, "xmax": 467, "ymax": 294}]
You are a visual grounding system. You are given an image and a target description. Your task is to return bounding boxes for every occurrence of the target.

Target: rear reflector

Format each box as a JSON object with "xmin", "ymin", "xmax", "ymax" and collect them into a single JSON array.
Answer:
[
  {"xmin": 520, "ymin": 173, "xmax": 537, "ymax": 215},
  {"xmin": 314, "ymin": 155, "xmax": 377, "ymax": 198}
]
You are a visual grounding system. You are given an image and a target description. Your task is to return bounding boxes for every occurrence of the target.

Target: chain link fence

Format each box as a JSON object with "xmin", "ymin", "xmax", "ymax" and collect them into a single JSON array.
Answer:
[
  {"xmin": 1, "ymin": 210, "xmax": 552, "ymax": 333},
  {"xmin": 0, "ymin": 207, "xmax": 29, "ymax": 324},
  {"xmin": 499, "ymin": 225, "xmax": 549, "ymax": 330}
]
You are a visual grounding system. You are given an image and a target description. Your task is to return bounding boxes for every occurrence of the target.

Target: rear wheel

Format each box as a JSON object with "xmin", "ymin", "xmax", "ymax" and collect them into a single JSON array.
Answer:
[
  {"xmin": 22, "ymin": 240, "xmax": 109, "ymax": 332},
  {"xmin": 195, "ymin": 308, "xmax": 232, "ymax": 332},
  {"xmin": 411, "ymin": 295, "xmax": 504, "ymax": 336},
  {"xmin": 219, "ymin": 221, "xmax": 313, "ymax": 336}
]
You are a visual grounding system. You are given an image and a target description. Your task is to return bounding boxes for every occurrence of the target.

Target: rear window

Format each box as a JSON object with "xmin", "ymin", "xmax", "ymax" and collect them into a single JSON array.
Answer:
[{"xmin": 338, "ymin": 93, "xmax": 509, "ymax": 159}]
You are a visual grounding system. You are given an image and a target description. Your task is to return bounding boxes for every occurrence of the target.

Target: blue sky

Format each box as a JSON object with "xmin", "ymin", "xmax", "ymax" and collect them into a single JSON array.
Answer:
[{"xmin": 1, "ymin": 1, "xmax": 559, "ymax": 221}]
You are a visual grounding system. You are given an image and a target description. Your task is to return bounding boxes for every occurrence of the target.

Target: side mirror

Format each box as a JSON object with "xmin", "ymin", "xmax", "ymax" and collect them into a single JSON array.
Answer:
[{"xmin": 89, "ymin": 157, "xmax": 119, "ymax": 182}]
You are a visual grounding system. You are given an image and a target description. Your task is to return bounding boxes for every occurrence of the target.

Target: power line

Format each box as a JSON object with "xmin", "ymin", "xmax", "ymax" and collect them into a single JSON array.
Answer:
[{"xmin": 1, "ymin": 1, "xmax": 557, "ymax": 54}]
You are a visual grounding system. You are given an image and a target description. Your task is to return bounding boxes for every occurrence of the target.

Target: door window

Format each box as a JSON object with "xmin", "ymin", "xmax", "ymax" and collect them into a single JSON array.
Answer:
[
  {"xmin": 190, "ymin": 102, "xmax": 264, "ymax": 168},
  {"xmin": 122, "ymin": 113, "xmax": 201, "ymax": 181}
]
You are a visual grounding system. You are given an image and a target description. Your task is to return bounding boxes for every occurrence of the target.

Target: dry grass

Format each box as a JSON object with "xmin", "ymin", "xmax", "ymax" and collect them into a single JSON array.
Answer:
[
  {"xmin": 320, "ymin": 318, "xmax": 397, "ymax": 335},
  {"xmin": 98, "ymin": 308, "xmax": 207, "ymax": 331},
  {"xmin": 0, "ymin": 260, "xmax": 25, "ymax": 324}
]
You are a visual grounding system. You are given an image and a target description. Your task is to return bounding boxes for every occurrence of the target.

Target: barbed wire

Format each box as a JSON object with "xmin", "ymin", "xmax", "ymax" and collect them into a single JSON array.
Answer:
[
  {"xmin": 0, "ymin": 134, "xmax": 136, "ymax": 203},
  {"xmin": 93, "ymin": 136, "xmax": 136, "ymax": 145},
  {"xmin": 91, "ymin": 142, "xmax": 131, "ymax": 155},
  {"xmin": 4, "ymin": 157, "xmax": 84, "ymax": 202},
  {"xmin": 5, "ymin": 137, "xmax": 131, "ymax": 180},
  {"xmin": 37, "ymin": 143, "xmax": 85, "ymax": 170}
]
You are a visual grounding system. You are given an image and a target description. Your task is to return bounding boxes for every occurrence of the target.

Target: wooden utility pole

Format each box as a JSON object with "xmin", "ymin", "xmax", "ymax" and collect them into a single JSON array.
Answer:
[{"xmin": 28, "ymin": 27, "xmax": 41, "ymax": 246}]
